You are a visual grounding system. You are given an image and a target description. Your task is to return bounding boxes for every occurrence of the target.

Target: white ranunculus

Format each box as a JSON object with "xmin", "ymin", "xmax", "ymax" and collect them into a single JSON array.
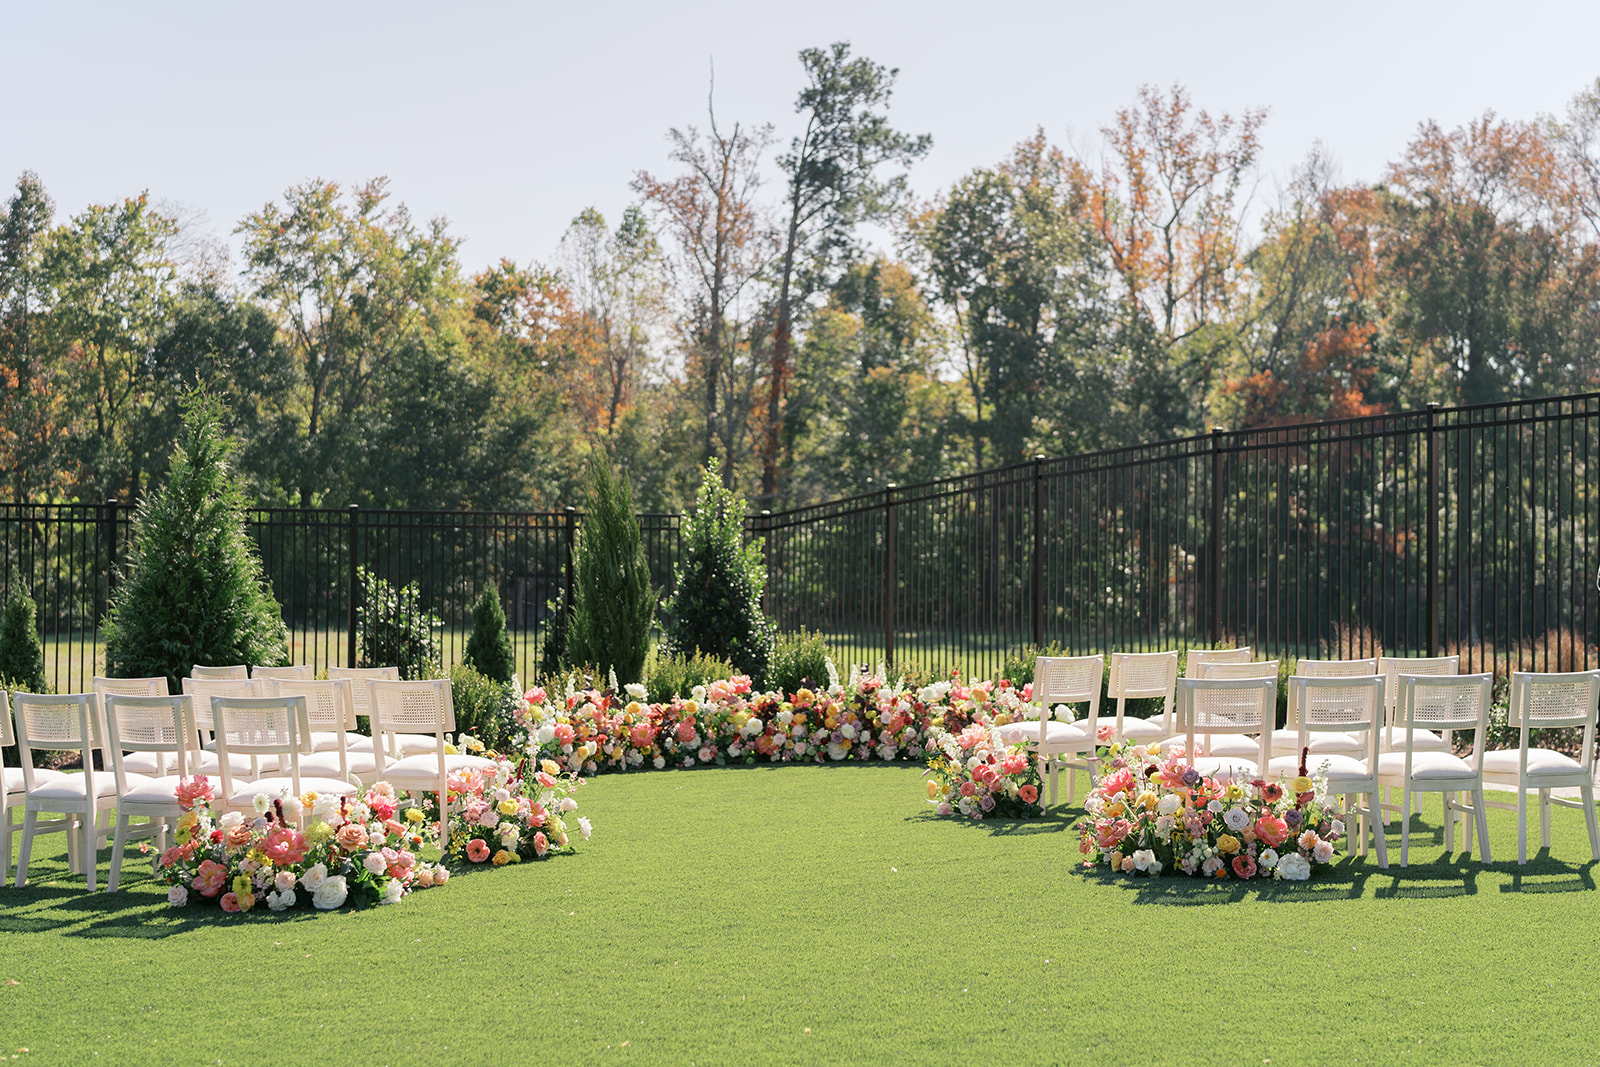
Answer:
[
  {"xmin": 299, "ymin": 862, "xmax": 328, "ymax": 892},
  {"xmin": 218, "ymin": 810, "xmax": 244, "ymax": 831},
  {"xmin": 1223, "ymin": 806, "xmax": 1251, "ymax": 832},
  {"xmin": 1259, "ymin": 848, "xmax": 1280, "ymax": 870},
  {"xmin": 624, "ymin": 683, "xmax": 647, "ymax": 701},
  {"xmin": 313, "ymin": 794, "xmax": 341, "ymax": 820},
  {"xmin": 1207, "ymin": 799, "xmax": 1224, "ymax": 813},
  {"xmin": 652, "ymin": 756, "xmax": 666, "ymax": 770},
  {"xmin": 577, "ymin": 816, "xmax": 592, "ymax": 840},
  {"xmin": 1157, "ymin": 793, "xmax": 1181, "ymax": 816},
  {"xmin": 167, "ymin": 885, "xmax": 188, "ymax": 907},
  {"xmin": 383, "ymin": 879, "xmax": 405, "ymax": 904},
  {"xmin": 267, "ymin": 888, "xmax": 296, "ymax": 911},
  {"xmin": 1277, "ymin": 853, "xmax": 1312, "ymax": 881},
  {"xmin": 363, "ymin": 851, "xmax": 388, "ymax": 875},
  {"xmin": 839, "ymin": 723, "xmax": 857, "ymax": 740},
  {"xmin": 312, "ymin": 875, "xmax": 349, "ymax": 910}
]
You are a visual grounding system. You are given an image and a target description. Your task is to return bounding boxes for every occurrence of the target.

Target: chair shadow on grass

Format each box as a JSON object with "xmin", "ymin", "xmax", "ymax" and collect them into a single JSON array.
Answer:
[{"xmin": 903, "ymin": 806, "xmax": 1081, "ymax": 837}]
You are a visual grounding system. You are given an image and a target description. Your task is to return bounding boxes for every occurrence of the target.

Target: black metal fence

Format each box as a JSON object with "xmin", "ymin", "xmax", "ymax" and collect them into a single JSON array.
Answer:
[{"xmin": 4, "ymin": 393, "xmax": 1598, "ymax": 690}]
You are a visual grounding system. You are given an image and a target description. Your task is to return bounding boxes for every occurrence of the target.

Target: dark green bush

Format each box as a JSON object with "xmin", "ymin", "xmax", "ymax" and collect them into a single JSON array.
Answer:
[
  {"xmin": 536, "ymin": 588, "xmax": 568, "ymax": 679},
  {"xmin": 565, "ymin": 453, "xmax": 656, "ymax": 686},
  {"xmin": 464, "ymin": 587, "xmax": 516, "ymax": 684},
  {"xmin": 357, "ymin": 567, "xmax": 441, "ymax": 680},
  {"xmin": 449, "ymin": 663, "xmax": 522, "ymax": 751},
  {"xmin": 646, "ymin": 649, "xmax": 736, "ymax": 704},
  {"xmin": 659, "ymin": 461, "xmax": 773, "ymax": 685},
  {"xmin": 766, "ymin": 629, "xmax": 836, "ymax": 698},
  {"xmin": 0, "ymin": 590, "xmax": 46, "ymax": 694},
  {"xmin": 102, "ymin": 394, "xmax": 289, "ymax": 691}
]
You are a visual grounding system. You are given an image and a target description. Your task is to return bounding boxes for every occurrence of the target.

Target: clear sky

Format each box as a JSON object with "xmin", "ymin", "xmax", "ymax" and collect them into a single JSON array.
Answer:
[{"xmin": 5, "ymin": 0, "xmax": 1598, "ymax": 274}]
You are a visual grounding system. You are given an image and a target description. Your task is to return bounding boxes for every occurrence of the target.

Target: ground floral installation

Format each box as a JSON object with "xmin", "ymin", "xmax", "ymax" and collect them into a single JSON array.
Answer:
[
  {"xmin": 921, "ymin": 722, "xmax": 1046, "ymax": 819},
  {"xmin": 1077, "ymin": 738, "xmax": 1344, "ymax": 882}
]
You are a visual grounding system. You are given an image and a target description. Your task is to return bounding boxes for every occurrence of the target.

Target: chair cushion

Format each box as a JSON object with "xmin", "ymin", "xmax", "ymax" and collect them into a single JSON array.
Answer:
[
  {"xmin": 119, "ymin": 776, "xmax": 190, "ymax": 806},
  {"xmin": 1375, "ymin": 751, "xmax": 1473, "ymax": 780},
  {"xmin": 1269, "ymin": 728, "xmax": 1366, "ymax": 757},
  {"xmin": 1481, "ymin": 748, "xmax": 1585, "ymax": 777},
  {"xmin": 28, "ymin": 772, "xmax": 148, "ymax": 801},
  {"xmin": 193, "ymin": 751, "xmax": 272, "ymax": 777},
  {"xmin": 1116, "ymin": 717, "xmax": 1168, "ymax": 741},
  {"xmin": 298, "ymin": 750, "xmax": 379, "ymax": 779},
  {"xmin": 226, "ymin": 776, "xmax": 361, "ymax": 807},
  {"xmin": 4, "ymin": 766, "xmax": 65, "ymax": 793},
  {"xmin": 308, "ymin": 731, "xmax": 366, "ymax": 753},
  {"xmin": 347, "ymin": 732, "xmax": 438, "ymax": 757},
  {"xmin": 1267, "ymin": 753, "xmax": 1370, "ymax": 780},
  {"xmin": 380, "ymin": 753, "xmax": 498, "ymax": 787},
  {"xmin": 991, "ymin": 721, "xmax": 1088, "ymax": 746},
  {"xmin": 1204, "ymin": 734, "xmax": 1265, "ymax": 759},
  {"xmin": 1379, "ymin": 726, "xmax": 1450, "ymax": 753}
]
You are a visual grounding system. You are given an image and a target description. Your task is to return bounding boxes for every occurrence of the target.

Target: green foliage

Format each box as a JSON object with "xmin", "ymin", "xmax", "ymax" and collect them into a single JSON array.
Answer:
[
  {"xmin": 998, "ymin": 642, "xmax": 1067, "ymax": 689},
  {"xmin": 646, "ymin": 649, "xmax": 737, "ymax": 704},
  {"xmin": 101, "ymin": 395, "xmax": 289, "ymax": 691},
  {"xmin": 565, "ymin": 453, "xmax": 656, "ymax": 686},
  {"xmin": 660, "ymin": 461, "xmax": 773, "ymax": 684},
  {"xmin": 448, "ymin": 663, "xmax": 522, "ymax": 752},
  {"xmin": 537, "ymin": 587, "xmax": 569, "ymax": 680},
  {"xmin": 766, "ymin": 629, "xmax": 837, "ymax": 698},
  {"xmin": 356, "ymin": 567, "xmax": 441, "ymax": 680},
  {"xmin": 0, "ymin": 590, "xmax": 46, "ymax": 693},
  {"xmin": 464, "ymin": 587, "xmax": 516, "ymax": 684}
]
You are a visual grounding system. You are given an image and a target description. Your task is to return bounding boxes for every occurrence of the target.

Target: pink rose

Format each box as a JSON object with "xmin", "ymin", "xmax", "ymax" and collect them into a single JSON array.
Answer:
[
  {"xmin": 1231, "ymin": 855, "xmax": 1257, "ymax": 879},
  {"xmin": 335, "ymin": 823, "xmax": 368, "ymax": 851},
  {"xmin": 263, "ymin": 827, "xmax": 309, "ymax": 866},
  {"xmin": 554, "ymin": 723, "xmax": 576, "ymax": 745},
  {"xmin": 220, "ymin": 892, "xmax": 241, "ymax": 912},
  {"xmin": 466, "ymin": 839, "xmax": 491, "ymax": 863},
  {"xmin": 1019, "ymin": 784, "xmax": 1039, "ymax": 805},
  {"xmin": 533, "ymin": 832, "xmax": 549, "ymax": 857},
  {"xmin": 958, "ymin": 781, "xmax": 976, "ymax": 798}
]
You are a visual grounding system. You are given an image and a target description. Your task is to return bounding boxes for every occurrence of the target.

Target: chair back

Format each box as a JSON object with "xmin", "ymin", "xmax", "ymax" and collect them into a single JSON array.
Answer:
[
  {"xmin": 0, "ymin": 689, "xmax": 11, "ymax": 749},
  {"xmin": 330, "ymin": 666, "xmax": 401, "ymax": 718},
  {"xmin": 1508, "ymin": 671, "xmax": 1600, "ymax": 771},
  {"xmin": 1184, "ymin": 647, "xmax": 1252, "ymax": 678},
  {"xmin": 1285, "ymin": 675, "xmax": 1384, "ymax": 764},
  {"xmin": 210, "ymin": 695, "xmax": 311, "ymax": 805},
  {"xmin": 1030, "ymin": 655, "xmax": 1102, "ymax": 729},
  {"xmin": 1175, "ymin": 677, "xmax": 1275, "ymax": 768},
  {"xmin": 190, "ymin": 664, "xmax": 250, "ymax": 680},
  {"xmin": 11, "ymin": 692, "xmax": 101, "ymax": 796},
  {"xmin": 1196, "ymin": 659, "xmax": 1279, "ymax": 680},
  {"xmin": 265, "ymin": 678, "xmax": 357, "ymax": 732},
  {"xmin": 1379, "ymin": 655, "xmax": 1459, "ymax": 715},
  {"xmin": 104, "ymin": 695, "xmax": 195, "ymax": 791},
  {"xmin": 368, "ymin": 679, "xmax": 453, "ymax": 738},
  {"xmin": 1395, "ymin": 673, "xmax": 1491, "ymax": 772},
  {"xmin": 1108, "ymin": 651, "xmax": 1178, "ymax": 734},
  {"xmin": 252, "ymin": 664, "xmax": 314, "ymax": 681},
  {"xmin": 1294, "ymin": 657, "xmax": 1378, "ymax": 678}
]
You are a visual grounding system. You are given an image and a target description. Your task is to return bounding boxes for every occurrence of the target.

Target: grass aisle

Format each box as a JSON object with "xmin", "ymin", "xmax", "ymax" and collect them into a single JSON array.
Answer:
[{"xmin": 3, "ymin": 765, "xmax": 1599, "ymax": 1064}]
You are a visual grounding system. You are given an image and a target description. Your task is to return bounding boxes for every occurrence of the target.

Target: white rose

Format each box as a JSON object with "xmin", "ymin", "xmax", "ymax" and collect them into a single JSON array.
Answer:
[
  {"xmin": 840, "ymin": 723, "xmax": 857, "ymax": 740},
  {"xmin": 368, "ymin": 830, "xmax": 386, "ymax": 848},
  {"xmin": 1259, "ymin": 848, "xmax": 1280, "ymax": 870},
  {"xmin": 1157, "ymin": 793, "xmax": 1181, "ymax": 816},
  {"xmin": 299, "ymin": 863, "xmax": 328, "ymax": 892},
  {"xmin": 578, "ymin": 816, "xmax": 592, "ymax": 840},
  {"xmin": 167, "ymin": 885, "xmax": 188, "ymax": 907},
  {"xmin": 312, "ymin": 875, "xmax": 349, "ymax": 910},
  {"xmin": 535, "ymin": 724, "xmax": 556, "ymax": 745},
  {"xmin": 1330, "ymin": 819, "xmax": 1346, "ymax": 838},
  {"xmin": 1312, "ymin": 840, "xmax": 1335, "ymax": 864},
  {"xmin": 383, "ymin": 879, "xmax": 405, "ymax": 904},
  {"xmin": 1223, "ymin": 806, "xmax": 1251, "ymax": 832},
  {"xmin": 559, "ymin": 797, "xmax": 577, "ymax": 813},
  {"xmin": 313, "ymin": 794, "xmax": 341, "ymax": 820},
  {"xmin": 267, "ymin": 888, "xmax": 296, "ymax": 911},
  {"xmin": 828, "ymin": 742, "xmax": 848, "ymax": 761},
  {"xmin": 1052, "ymin": 704, "xmax": 1075, "ymax": 723},
  {"xmin": 281, "ymin": 796, "xmax": 304, "ymax": 823},
  {"xmin": 1207, "ymin": 799, "xmax": 1224, "ymax": 813},
  {"xmin": 273, "ymin": 871, "xmax": 297, "ymax": 893},
  {"xmin": 363, "ymin": 852, "xmax": 388, "ymax": 875},
  {"xmin": 219, "ymin": 810, "xmax": 244, "ymax": 831},
  {"xmin": 498, "ymin": 822, "xmax": 519, "ymax": 844},
  {"xmin": 1131, "ymin": 848, "xmax": 1155, "ymax": 872},
  {"xmin": 1277, "ymin": 853, "xmax": 1312, "ymax": 881}
]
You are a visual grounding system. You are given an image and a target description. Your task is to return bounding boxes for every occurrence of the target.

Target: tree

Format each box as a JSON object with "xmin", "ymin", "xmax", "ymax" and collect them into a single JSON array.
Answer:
[
  {"xmin": 0, "ymin": 172, "xmax": 58, "ymax": 502},
  {"xmin": 632, "ymin": 81, "xmax": 775, "ymax": 485},
  {"xmin": 760, "ymin": 42, "xmax": 931, "ymax": 504},
  {"xmin": 464, "ymin": 586, "xmax": 516, "ymax": 684},
  {"xmin": 565, "ymin": 452, "xmax": 656, "ymax": 686},
  {"xmin": 356, "ymin": 567, "xmax": 441, "ymax": 680},
  {"xmin": 660, "ymin": 460, "xmax": 772, "ymax": 684},
  {"xmin": 102, "ymin": 394, "xmax": 289, "ymax": 691},
  {"xmin": 0, "ymin": 590, "xmax": 45, "ymax": 693}
]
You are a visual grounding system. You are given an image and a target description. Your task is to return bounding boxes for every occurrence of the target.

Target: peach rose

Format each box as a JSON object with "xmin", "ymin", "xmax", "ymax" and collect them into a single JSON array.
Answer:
[{"xmin": 335, "ymin": 822, "xmax": 368, "ymax": 851}]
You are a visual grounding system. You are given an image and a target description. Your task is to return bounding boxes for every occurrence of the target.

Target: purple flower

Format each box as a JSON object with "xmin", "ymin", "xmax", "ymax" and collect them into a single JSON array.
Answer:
[
  {"xmin": 1182, "ymin": 769, "xmax": 1202, "ymax": 788},
  {"xmin": 1284, "ymin": 809, "xmax": 1303, "ymax": 830},
  {"xmin": 979, "ymin": 794, "xmax": 996, "ymax": 812}
]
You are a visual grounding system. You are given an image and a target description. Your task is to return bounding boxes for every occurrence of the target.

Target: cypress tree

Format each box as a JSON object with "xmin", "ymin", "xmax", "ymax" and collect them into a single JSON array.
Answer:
[
  {"xmin": 102, "ymin": 394, "xmax": 289, "ymax": 691},
  {"xmin": 0, "ymin": 590, "xmax": 46, "ymax": 693},
  {"xmin": 464, "ymin": 586, "xmax": 516, "ymax": 684},
  {"xmin": 564, "ymin": 453, "xmax": 655, "ymax": 687}
]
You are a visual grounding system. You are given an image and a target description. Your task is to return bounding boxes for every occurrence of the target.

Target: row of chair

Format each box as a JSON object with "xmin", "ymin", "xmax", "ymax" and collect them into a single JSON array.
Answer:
[
  {"xmin": 3, "ymin": 666, "xmax": 499, "ymax": 891},
  {"xmin": 998, "ymin": 650, "xmax": 1600, "ymax": 868}
]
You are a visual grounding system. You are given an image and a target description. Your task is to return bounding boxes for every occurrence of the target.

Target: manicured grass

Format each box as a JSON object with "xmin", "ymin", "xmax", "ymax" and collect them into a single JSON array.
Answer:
[{"xmin": 3, "ymin": 766, "xmax": 1597, "ymax": 1064}]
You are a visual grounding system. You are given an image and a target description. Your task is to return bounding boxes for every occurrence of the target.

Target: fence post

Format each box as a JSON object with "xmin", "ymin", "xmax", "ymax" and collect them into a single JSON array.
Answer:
[
  {"xmin": 1209, "ymin": 427, "xmax": 1226, "ymax": 647},
  {"xmin": 1032, "ymin": 455, "xmax": 1044, "ymax": 649},
  {"xmin": 757, "ymin": 510, "xmax": 772, "ymax": 616},
  {"xmin": 563, "ymin": 506, "xmax": 578, "ymax": 621},
  {"xmin": 883, "ymin": 484, "xmax": 896, "ymax": 670},
  {"xmin": 1426, "ymin": 403, "xmax": 1440, "ymax": 656},
  {"xmin": 346, "ymin": 505, "xmax": 359, "ymax": 667},
  {"xmin": 102, "ymin": 497, "xmax": 119, "ymax": 601}
]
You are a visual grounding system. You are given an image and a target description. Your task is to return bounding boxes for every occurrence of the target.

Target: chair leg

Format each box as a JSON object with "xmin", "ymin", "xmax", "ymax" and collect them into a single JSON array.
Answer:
[
  {"xmin": 1461, "ymin": 792, "xmax": 1474, "ymax": 856},
  {"xmin": 15, "ymin": 809, "xmax": 37, "ymax": 887},
  {"xmin": 1540, "ymin": 788, "xmax": 1552, "ymax": 849},
  {"xmin": 1400, "ymin": 787, "xmax": 1411, "ymax": 867},
  {"xmin": 1474, "ymin": 788, "xmax": 1492, "ymax": 865},
  {"xmin": 1443, "ymin": 791, "xmax": 1456, "ymax": 855},
  {"xmin": 1582, "ymin": 784, "xmax": 1600, "ymax": 862},
  {"xmin": 1370, "ymin": 792, "xmax": 1388, "ymax": 869},
  {"xmin": 83, "ymin": 809, "xmax": 98, "ymax": 892},
  {"xmin": 1518, "ymin": 788, "xmax": 1529, "ymax": 865},
  {"xmin": 109, "ymin": 814, "xmax": 130, "ymax": 893}
]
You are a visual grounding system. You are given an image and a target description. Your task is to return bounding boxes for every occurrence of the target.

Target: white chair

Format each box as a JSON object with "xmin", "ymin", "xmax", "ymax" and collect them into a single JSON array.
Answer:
[
  {"xmin": 252, "ymin": 664, "xmax": 314, "ymax": 681},
  {"xmin": 182, "ymin": 676, "xmax": 274, "ymax": 776},
  {"xmin": 1177, "ymin": 660, "xmax": 1279, "ymax": 759},
  {"xmin": 1106, "ymin": 651, "xmax": 1178, "ymax": 743},
  {"xmin": 329, "ymin": 666, "xmax": 436, "ymax": 757},
  {"xmin": 189, "ymin": 664, "xmax": 250, "ymax": 680},
  {"xmin": 1295, "ymin": 657, "xmax": 1379, "ymax": 678},
  {"xmin": 1377, "ymin": 655, "xmax": 1459, "ymax": 753},
  {"xmin": 12, "ymin": 692, "xmax": 138, "ymax": 890},
  {"xmin": 209, "ymin": 695, "xmax": 361, "ymax": 820},
  {"xmin": 1374, "ymin": 673, "xmax": 1493, "ymax": 867},
  {"xmin": 1480, "ymin": 671, "xmax": 1600, "ymax": 865},
  {"xmin": 93, "ymin": 676, "xmax": 175, "ymax": 776},
  {"xmin": 266, "ymin": 679, "xmax": 377, "ymax": 785},
  {"xmin": 1184, "ymin": 647, "xmax": 1252, "ymax": 678},
  {"xmin": 2, "ymin": 690, "xmax": 69, "ymax": 886},
  {"xmin": 104, "ymin": 694, "xmax": 195, "ymax": 892},
  {"xmin": 1266, "ymin": 675, "xmax": 1388, "ymax": 867},
  {"xmin": 1195, "ymin": 659, "xmax": 1278, "ymax": 680},
  {"xmin": 1174, "ymin": 677, "xmax": 1275, "ymax": 781},
  {"xmin": 1270, "ymin": 660, "xmax": 1379, "ymax": 758},
  {"xmin": 991, "ymin": 655, "xmax": 1100, "ymax": 808},
  {"xmin": 367, "ymin": 679, "xmax": 497, "ymax": 851}
]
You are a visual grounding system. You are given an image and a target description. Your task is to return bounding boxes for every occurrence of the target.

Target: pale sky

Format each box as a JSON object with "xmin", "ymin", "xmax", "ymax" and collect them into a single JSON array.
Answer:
[{"xmin": 5, "ymin": 0, "xmax": 1598, "ymax": 274}]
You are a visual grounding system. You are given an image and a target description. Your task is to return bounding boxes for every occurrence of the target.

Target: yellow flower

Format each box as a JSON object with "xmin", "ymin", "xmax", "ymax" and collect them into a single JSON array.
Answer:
[
  {"xmin": 444, "ymin": 742, "xmax": 458, "ymax": 755},
  {"xmin": 993, "ymin": 711, "xmax": 1011, "ymax": 726},
  {"xmin": 1106, "ymin": 801, "xmax": 1126, "ymax": 818},
  {"xmin": 1145, "ymin": 743, "xmax": 1162, "ymax": 757},
  {"xmin": 1137, "ymin": 791, "xmax": 1158, "ymax": 812},
  {"xmin": 491, "ymin": 849, "xmax": 518, "ymax": 866},
  {"xmin": 625, "ymin": 701, "xmax": 643, "ymax": 717},
  {"xmin": 1292, "ymin": 776, "xmax": 1314, "ymax": 795},
  {"xmin": 177, "ymin": 811, "xmax": 199, "ymax": 833},
  {"xmin": 232, "ymin": 874, "xmax": 253, "ymax": 897},
  {"xmin": 731, "ymin": 710, "xmax": 749, "ymax": 728},
  {"xmin": 497, "ymin": 799, "xmax": 518, "ymax": 816},
  {"xmin": 1108, "ymin": 742, "xmax": 1122, "ymax": 757},
  {"xmin": 541, "ymin": 759, "xmax": 561, "ymax": 776},
  {"xmin": 301, "ymin": 791, "xmax": 318, "ymax": 808},
  {"xmin": 683, "ymin": 700, "xmax": 699, "ymax": 716},
  {"xmin": 238, "ymin": 893, "xmax": 256, "ymax": 912},
  {"xmin": 1217, "ymin": 834, "xmax": 1241, "ymax": 855},
  {"xmin": 307, "ymin": 821, "xmax": 333, "ymax": 844},
  {"xmin": 1224, "ymin": 782, "xmax": 1244, "ymax": 801},
  {"xmin": 926, "ymin": 780, "xmax": 941, "ymax": 800}
]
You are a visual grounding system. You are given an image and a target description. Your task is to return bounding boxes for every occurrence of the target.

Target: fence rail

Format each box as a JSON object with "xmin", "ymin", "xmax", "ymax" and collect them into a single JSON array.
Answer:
[{"xmin": 4, "ymin": 393, "xmax": 1598, "ymax": 690}]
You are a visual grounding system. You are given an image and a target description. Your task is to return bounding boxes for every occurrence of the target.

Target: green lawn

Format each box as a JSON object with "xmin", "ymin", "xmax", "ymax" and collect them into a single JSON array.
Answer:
[{"xmin": 3, "ymin": 765, "xmax": 1597, "ymax": 1064}]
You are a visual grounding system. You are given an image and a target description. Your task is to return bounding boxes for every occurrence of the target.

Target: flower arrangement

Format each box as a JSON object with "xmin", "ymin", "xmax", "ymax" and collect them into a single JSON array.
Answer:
[
  {"xmin": 441, "ymin": 755, "xmax": 591, "ymax": 868},
  {"xmin": 1076, "ymin": 739, "xmax": 1343, "ymax": 881},
  {"xmin": 153, "ymin": 777, "xmax": 448, "ymax": 912},
  {"xmin": 922, "ymin": 723, "xmax": 1045, "ymax": 819}
]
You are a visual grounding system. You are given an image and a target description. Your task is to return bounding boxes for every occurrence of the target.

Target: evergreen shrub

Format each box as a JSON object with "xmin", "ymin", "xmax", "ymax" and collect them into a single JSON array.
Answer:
[
  {"xmin": 565, "ymin": 454, "xmax": 655, "ymax": 687},
  {"xmin": 356, "ymin": 567, "xmax": 441, "ymax": 680},
  {"xmin": 464, "ymin": 586, "xmax": 516, "ymax": 684}
]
